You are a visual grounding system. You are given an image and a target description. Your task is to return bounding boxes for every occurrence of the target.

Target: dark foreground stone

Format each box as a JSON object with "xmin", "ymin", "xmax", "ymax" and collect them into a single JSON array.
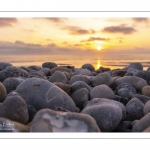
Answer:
[{"xmin": 30, "ymin": 109, "xmax": 100, "ymax": 132}]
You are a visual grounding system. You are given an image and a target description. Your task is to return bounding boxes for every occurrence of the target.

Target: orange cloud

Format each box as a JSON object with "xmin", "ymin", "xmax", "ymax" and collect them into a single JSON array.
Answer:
[
  {"xmin": 80, "ymin": 37, "xmax": 110, "ymax": 42},
  {"xmin": 0, "ymin": 18, "xmax": 18, "ymax": 27},
  {"xmin": 102, "ymin": 24, "xmax": 136, "ymax": 34}
]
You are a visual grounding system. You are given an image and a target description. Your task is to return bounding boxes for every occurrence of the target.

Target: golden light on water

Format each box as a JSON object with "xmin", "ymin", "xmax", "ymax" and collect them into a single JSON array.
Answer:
[{"xmin": 97, "ymin": 60, "xmax": 101, "ymax": 69}]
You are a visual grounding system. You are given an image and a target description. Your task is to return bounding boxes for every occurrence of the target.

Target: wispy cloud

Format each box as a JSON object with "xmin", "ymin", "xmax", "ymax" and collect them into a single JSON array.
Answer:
[
  {"xmin": 80, "ymin": 37, "xmax": 110, "ymax": 42},
  {"xmin": 0, "ymin": 18, "xmax": 18, "ymax": 27},
  {"xmin": 132, "ymin": 18, "xmax": 149, "ymax": 23},
  {"xmin": 102, "ymin": 24, "xmax": 136, "ymax": 34}
]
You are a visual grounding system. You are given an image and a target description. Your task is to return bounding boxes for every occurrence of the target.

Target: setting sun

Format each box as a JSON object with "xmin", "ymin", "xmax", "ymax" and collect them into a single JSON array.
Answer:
[{"xmin": 97, "ymin": 45, "xmax": 102, "ymax": 51}]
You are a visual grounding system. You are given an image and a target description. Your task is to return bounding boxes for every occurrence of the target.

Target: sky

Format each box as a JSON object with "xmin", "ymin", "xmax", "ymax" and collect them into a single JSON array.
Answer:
[{"xmin": 0, "ymin": 18, "xmax": 150, "ymax": 55}]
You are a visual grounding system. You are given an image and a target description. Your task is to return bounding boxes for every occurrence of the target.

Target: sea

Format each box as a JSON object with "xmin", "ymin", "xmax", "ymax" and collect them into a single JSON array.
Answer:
[{"xmin": 0, "ymin": 53, "xmax": 150, "ymax": 70}]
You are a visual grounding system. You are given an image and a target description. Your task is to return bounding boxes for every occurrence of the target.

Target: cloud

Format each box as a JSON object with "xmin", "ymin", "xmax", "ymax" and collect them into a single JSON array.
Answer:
[
  {"xmin": 81, "ymin": 37, "xmax": 110, "ymax": 42},
  {"xmin": 0, "ymin": 40, "xmax": 94, "ymax": 55},
  {"xmin": 102, "ymin": 24, "xmax": 136, "ymax": 34},
  {"xmin": 132, "ymin": 18, "xmax": 149, "ymax": 23},
  {"xmin": 0, "ymin": 18, "xmax": 18, "ymax": 27},
  {"xmin": 45, "ymin": 18, "xmax": 67, "ymax": 23},
  {"xmin": 62, "ymin": 26, "xmax": 96, "ymax": 35}
]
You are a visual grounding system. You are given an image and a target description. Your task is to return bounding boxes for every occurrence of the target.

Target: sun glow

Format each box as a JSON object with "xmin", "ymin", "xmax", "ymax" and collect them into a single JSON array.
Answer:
[{"xmin": 97, "ymin": 45, "xmax": 102, "ymax": 51}]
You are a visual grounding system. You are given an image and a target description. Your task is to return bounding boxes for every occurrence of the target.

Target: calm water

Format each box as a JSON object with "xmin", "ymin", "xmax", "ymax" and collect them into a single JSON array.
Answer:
[{"xmin": 0, "ymin": 53, "xmax": 150, "ymax": 70}]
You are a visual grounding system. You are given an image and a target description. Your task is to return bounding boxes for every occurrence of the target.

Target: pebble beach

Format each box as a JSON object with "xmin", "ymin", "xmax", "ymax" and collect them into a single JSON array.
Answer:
[{"xmin": 0, "ymin": 61, "xmax": 150, "ymax": 132}]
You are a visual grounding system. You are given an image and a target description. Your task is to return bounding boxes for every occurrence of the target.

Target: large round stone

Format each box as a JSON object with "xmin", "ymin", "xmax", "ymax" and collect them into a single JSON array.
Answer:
[
  {"xmin": 82, "ymin": 63, "xmax": 95, "ymax": 71},
  {"xmin": 0, "ymin": 82, "xmax": 7, "ymax": 102},
  {"xmin": 91, "ymin": 72, "xmax": 112, "ymax": 87},
  {"xmin": 49, "ymin": 71, "xmax": 68, "ymax": 84},
  {"xmin": 142, "ymin": 86, "xmax": 150, "ymax": 97},
  {"xmin": 125, "ymin": 98, "xmax": 144, "ymax": 121},
  {"xmin": 71, "ymin": 88, "xmax": 89, "ymax": 109},
  {"xmin": 115, "ymin": 83, "xmax": 137, "ymax": 99},
  {"xmin": 42, "ymin": 62, "xmax": 57, "ymax": 69},
  {"xmin": 132, "ymin": 112, "xmax": 150, "ymax": 132},
  {"xmin": 16, "ymin": 78, "xmax": 76, "ymax": 112},
  {"xmin": 30, "ymin": 109, "xmax": 100, "ymax": 132},
  {"xmin": 2, "ymin": 77, "xmax": 24, "ymax": 94},
  {"xmin": 0, "ymin": 95, "xmax": 29, "ymax": 124},
  {"xmin": 83, "ymin": 98, "xmax": 126, "ymax": 120},
  {"xmin": 114, "ymin": 76, "xmax": 148, "ymax": 91},
  {"xmin": 69, "ymin": 75, "xmax": 91, "ymax": 85},
  {"xmin": 143, "ymin": 100, "xmax": 150, "ymax": 115},
  {"xmin": 71, "ymin": 81, "xmax": 91, "ymax": 93},
  {"xmin": 90, "ymin": 84, "xmax": 115, "ymax": 100},
  {"xmin": 82, "ymin": 104, "xmax": 122, "ymax": 132}
]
